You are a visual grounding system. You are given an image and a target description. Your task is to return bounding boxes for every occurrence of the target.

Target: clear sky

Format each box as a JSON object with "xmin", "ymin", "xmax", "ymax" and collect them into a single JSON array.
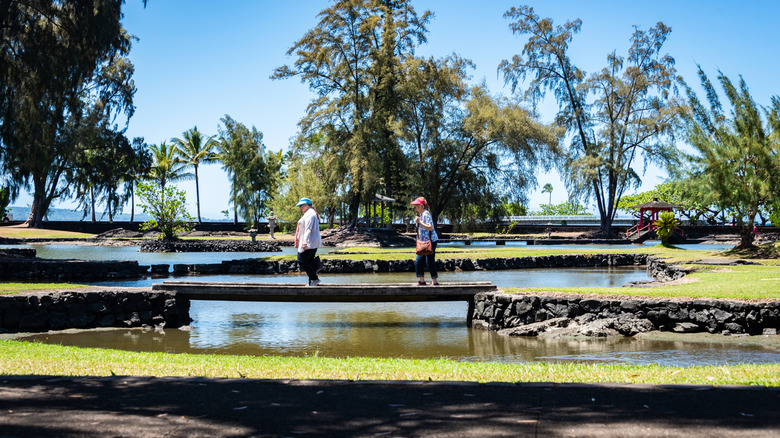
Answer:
[{"xmin": 14, "ymin": 0, "xmax": 780, "ymax": 219}]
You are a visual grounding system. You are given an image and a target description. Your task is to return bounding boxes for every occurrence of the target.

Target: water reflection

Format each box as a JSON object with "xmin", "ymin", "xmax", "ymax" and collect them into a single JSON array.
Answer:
[
  {"xmin": 84, "ymin": 266, "xmax": 651, "ymax": 288},
  {"xmin": 16, "ymin": 300, "xmax": 780, "ymax": 367}
]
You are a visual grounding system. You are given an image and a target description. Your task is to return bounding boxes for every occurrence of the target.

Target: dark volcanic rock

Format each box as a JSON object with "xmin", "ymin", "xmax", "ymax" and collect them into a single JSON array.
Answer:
[{"xmin": 140, "ymin": 239, "xmax": 281, "ymax": 253}]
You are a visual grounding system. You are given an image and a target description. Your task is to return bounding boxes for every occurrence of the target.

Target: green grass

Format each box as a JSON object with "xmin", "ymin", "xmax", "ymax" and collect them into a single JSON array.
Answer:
[
  {"xmin": 0, "ymin": 282, "xmax": 88, "ymax": 295},
  {"xmin": 505, "ymin": 264, "xmax": 780, "ymax": 300},
  {"xmin": 0, "ymin": 227, "xmax": 95, "ymax": 239},
  {"xmin": 0, "ymin": 339, "xmax": 777, "ymax": 386}
]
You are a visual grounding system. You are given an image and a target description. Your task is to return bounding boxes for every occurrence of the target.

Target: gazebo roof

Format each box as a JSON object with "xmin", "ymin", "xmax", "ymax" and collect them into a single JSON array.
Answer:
[
  {"xmin": 627, "ymin": 197, "xmax": 681, "ymax": 210},
  {"xmin": 370, "ymin": 194, "xmax": 396, "ymax": 203}
]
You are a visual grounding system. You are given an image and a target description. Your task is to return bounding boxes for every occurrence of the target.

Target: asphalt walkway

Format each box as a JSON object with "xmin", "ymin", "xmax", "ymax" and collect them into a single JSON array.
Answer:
[{"xmin": 0, "ymin": 376, "xmax": 778, "ymax": 437}]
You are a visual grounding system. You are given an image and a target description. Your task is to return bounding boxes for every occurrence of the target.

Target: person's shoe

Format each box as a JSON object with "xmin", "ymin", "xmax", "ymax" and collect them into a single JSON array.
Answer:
[
  {"xmin": 315, "ymin": 256, "xmax": 324, "ymax": 273},
  {"xmin": 431, "ymin": 281, "xmax": 440, "ymax": 286},
  {"xmin": 417, "ymin": 280, "xmax": 426, "ymax": 286},
  {"xmin": 308, "ymin": 279, "xmax": 321, "ymax": 286}
]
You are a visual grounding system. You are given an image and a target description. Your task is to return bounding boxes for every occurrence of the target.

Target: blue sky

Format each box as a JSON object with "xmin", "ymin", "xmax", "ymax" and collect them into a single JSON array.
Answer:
[{"xmin": 14, "ymin": 1, "xmax": 780, "ymax": 219}]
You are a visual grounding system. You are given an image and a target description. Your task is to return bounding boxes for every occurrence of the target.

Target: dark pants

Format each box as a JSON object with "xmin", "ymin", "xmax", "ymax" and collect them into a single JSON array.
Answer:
[
  {"xmin": 297, "ymin": 248, "xmax": 319, "ymax": 282},
  {"xmin": 414, "ymin": 241, "xmax": 438, "ymax": 279}
]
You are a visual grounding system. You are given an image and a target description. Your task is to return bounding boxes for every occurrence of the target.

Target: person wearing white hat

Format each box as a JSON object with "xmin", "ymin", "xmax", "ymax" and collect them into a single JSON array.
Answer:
[{"xmin": 294, "ymin": 197, "xmax": 322, "ymax": 286}]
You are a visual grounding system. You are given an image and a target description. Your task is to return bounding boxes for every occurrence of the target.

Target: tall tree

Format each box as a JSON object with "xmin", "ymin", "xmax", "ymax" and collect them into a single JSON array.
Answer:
[
  {"xmin": 0, "ymin": 0, "xmax": 135, "ymax": 227},
  {"xmin": 70, "ymin": 126, "xmax": 137, "ymax": 222},
  {"xmin": 125, "ymin": 137, "xmax": 153, "ymax": 222},
  {"xmin": 147, "ymin": 141, "xmax": 191, "ymax": 191},
  {"xmin": 499, "ymin": 6, "xmax": 679, "ymax": 237},
  {"xmin": 397, "ymin": 55, "xmax": 560, "ymax": 226},
  {"xmin": 678, "ymin": 69, "xmax": 780, "ymax": 248},
  {"xmin": 217, "ymin": 115, "xmax": 280, "ymax": 226},
  {"xmin": 273, "ymin": 0, "xmax": 430, "ymax": 229},
  {"xmin": 542, "ymin": 183, "xmax": 553, "ymax": 205},
  {"xmin": 172, "ymin": 126, "xmax": 218, "ymax": 223},
  {"xmin": 272, "ymin": 134, "xmax": 344, "ymax": 228}
]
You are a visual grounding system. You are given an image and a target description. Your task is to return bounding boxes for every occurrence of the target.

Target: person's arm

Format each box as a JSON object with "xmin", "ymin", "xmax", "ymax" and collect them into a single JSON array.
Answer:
[
  {"xmin": 301, "ymin": 211, "xmax": 314, "ymax": 249},
  {"xmin": 417, "ymin": 212, "xmax": 434, "ymax": 231}
]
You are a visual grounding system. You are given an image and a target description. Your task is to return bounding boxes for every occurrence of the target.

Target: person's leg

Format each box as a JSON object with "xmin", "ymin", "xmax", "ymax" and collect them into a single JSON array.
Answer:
[
  {"xmin": 415, "ymin": 253, "xmax": 426, "ymax": 284},
  {"xmin": 428, "ymin": 242, "xmax": 438, "ymax": 284},
  {"xmin": 298, "ymin": 249, "xmax": 319, "ymax": 283}
]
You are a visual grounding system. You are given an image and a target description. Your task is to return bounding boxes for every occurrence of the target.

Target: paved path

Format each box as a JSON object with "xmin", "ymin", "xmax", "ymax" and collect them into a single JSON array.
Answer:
[{"xmin": 1, "ymin": 376, "xmax": 778, "ymax": 437}]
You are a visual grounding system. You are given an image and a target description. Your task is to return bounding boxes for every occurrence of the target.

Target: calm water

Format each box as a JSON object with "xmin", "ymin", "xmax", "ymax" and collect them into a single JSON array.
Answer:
[
  {"xmin": 17, "ymin": 300, "xmax": 780, "ymax": 367},
  {"xmin": 6, "ymin": 242, "xmax": 777, "ymax": 367}
]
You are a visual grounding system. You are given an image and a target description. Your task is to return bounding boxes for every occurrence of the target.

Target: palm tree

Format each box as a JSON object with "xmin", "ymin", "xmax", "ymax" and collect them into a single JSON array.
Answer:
[
  {"xmin": 147, "ymin": 141, "xmax": 191, "ymax": 192},
  {"xmin": 172, "ymin": 127, "xmax": 218, "ymax": 223},
  {"xmin": 542, "ymin": 183, "xmax": 554, "ymax": 205}
]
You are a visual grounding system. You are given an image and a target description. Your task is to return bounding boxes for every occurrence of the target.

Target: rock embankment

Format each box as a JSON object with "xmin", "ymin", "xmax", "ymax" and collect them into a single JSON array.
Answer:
[
  {"xmin": 0, "ymin": 289, "xmax": 190, "ymax": 333},
  {"xmin": 140, "ymin": 239, "xmax": 281, "ymax": 253},
  {"xmin": 0, "ymin": 257, "xmax": 147, "ymax": 281},
  {"xmin": 471, "ymin": 293, "xmax": 780, "ymax": 337}
]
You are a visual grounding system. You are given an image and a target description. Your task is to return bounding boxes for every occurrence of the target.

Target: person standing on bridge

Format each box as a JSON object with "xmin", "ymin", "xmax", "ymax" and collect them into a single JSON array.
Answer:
[
  {"xmin": 295, "ymin": 197, "xmax": 322, "ymax": 286},
  {"xmin": 412, "ymin": 196, "xmax": 439, "ymax": 286}
]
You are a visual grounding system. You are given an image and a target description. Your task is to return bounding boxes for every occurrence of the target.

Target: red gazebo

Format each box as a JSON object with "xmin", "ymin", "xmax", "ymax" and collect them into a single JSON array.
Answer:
[{"xmin": 626, "ymin": 197, "xmax": 681, "ymax": 236}]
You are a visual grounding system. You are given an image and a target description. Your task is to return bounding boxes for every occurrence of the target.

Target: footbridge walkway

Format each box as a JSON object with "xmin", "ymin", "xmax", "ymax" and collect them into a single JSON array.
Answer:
[{"xmin": 152, "ymin": 281, "xmax": 498, "ymax": 327}]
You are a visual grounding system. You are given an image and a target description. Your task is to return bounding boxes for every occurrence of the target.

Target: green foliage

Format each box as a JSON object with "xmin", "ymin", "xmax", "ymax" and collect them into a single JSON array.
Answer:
[
  {"xmin": 172, "ymin": 126, "xmax": 219, "ymax": 223},
  {"xmin": 136, "ymin": 182, "xmax": 194, "ymax": 239},
  {"xmin": 770, "ymin": 203, "xmax": 780, "ymax": 227},
  {"xmin": 534, "ymin": 201, "xmax": 589, "ymax": 216},
  {"xmin": 653, "ymin": 211, "xmax": 680, "ymax": 246},
  {"xmin": 500, "ymin": 6, "xmax": 680, "ymax": 235},
  {"xmin": 147, "ymin": 141, "xmax": 191, "ymax": 190},
  {"xmin": 678, "ymin": 69, "xmax": 780, "ymax": 247},
  {"xmin": 69, "ymin": 127, "xmax": 142, "ymax": 222},
  {"xmin": 618, "ymin": 181, "xmax": 720, "ymax": 224},
  {"xmin": 217, "ymin": 115, "xmax": 281, "ymax": 227},
  {"xmin": 398, "ymin": 54, "xmax": 560, "ymax": 225},
  {"xmin": 0, "ymin": 1, "xmax": 135, "ymax": 227},
  {"xmin": 273, "ymin": 0, "xmax": 431, "ymax": 228},
  {"xmin": 0, "ymin": 187, "xmax": 10, "ymax": 220}
]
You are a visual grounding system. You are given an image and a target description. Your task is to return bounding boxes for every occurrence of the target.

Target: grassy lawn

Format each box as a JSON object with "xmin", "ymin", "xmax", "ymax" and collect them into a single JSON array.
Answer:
[
  {"xmin": 0, "ymin": 283, "xmax": 89, "ymax": 295},
  {"xmin": 0, "ymin": 226, "xmax": 94, "ymax": 239},
  {"xmin": 504, "ymin": 264, "xmax": 780, "ymax": 300},
  {"xmin": 1, "ymin": 339, "xmax": 777, "ymax": 386}
]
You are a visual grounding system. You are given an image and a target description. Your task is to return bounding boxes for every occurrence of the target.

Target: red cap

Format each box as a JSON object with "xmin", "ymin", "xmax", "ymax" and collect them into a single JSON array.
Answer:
[{"xmin": 411, "ymin": 197, "xmax": 428, "ymax": 207}]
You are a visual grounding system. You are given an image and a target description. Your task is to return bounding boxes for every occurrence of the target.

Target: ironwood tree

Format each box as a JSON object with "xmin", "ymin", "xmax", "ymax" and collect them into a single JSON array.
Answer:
[
  {"xmin": 499, "ymin": 6, "xmax": 680, "ymax": 237},
  {"xmin": 0, "ymin": 0, "xmax": 137, "ymax": 227},
  {"xmin": 217, "ymin": 115, "xmax": 281, "ymax": 227},
  {"xmin": 273, "ymin": 0, "xmax": 430, "ymax": 229},
  {"xmin": 678, "ymin": 68, "xmax": 780, "ymax": 248},
  {"xmin": 397, "ymin": 55, "xmax": 560, "ymax": 227}
]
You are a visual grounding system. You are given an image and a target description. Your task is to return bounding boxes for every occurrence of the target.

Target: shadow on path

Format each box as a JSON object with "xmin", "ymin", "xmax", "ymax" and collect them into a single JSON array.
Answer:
[{"xmin": 0, "ymin": 376, "xmax": 778, "ymax": 437}]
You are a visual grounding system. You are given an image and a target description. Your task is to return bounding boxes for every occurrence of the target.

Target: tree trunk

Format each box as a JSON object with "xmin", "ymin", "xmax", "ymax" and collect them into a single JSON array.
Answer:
[
  {"xmin": 599, "ymin": 216, "xmax": 614, "ymax": 238},
  {"xmin": 737, "ymin": 212, "xmax": 758, "ymax": 249},
  {"xmin": 194, "ymin": 165, "xmax": 202, "ymax": 224},
  {"xmin": 90, "ymin": 186, "xmax": 96, "ymax": 222},
  {"xmin": 26, "ymin": 177, "xmax": 49, "ymax": 228},
  {"xmin": 347, "ymin": 196, "xmax": 360, "ymax": 230},
  {"xmin": 130, "ymin": 186, "xmax": 135, "ymax": 222},
  {"xmin": 232, "ymin": 176, "xmax": 238, "ymax": 225}
]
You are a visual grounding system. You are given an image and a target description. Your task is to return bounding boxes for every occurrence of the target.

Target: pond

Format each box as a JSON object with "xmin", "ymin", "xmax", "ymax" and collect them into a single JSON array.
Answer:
[
  {"xmin": 5, "ymin": 242, "xmax": 776, "ymax": 368},
  {"xmin": 16, "ymin": 300, "xmax": 780, "ymax": 367}
]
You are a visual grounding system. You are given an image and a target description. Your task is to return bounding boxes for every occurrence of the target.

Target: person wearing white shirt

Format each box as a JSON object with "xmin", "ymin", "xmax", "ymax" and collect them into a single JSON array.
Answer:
[{"xmin": 294, "ymin": 197, "xmax": 322, "ymax": 286}]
